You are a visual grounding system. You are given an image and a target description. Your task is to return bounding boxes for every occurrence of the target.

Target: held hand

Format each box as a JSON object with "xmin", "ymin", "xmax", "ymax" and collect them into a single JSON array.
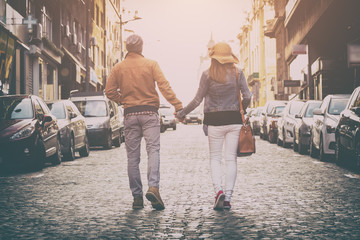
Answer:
[{"xmin": 174, "ymin": 112, "xmax": 185, "ymax": 123}]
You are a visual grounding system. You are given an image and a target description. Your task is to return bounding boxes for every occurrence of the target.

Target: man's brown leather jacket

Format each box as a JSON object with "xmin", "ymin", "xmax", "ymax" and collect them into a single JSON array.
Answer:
[{"xmin": 105, "ymin": 53, "xmax": 183, "ymax": 112}]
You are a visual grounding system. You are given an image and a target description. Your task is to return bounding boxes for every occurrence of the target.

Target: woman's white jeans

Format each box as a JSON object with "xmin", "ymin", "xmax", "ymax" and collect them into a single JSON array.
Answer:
[{"xmin": 208, "ymin": 124, "xmax": 242, "ymax": 202}]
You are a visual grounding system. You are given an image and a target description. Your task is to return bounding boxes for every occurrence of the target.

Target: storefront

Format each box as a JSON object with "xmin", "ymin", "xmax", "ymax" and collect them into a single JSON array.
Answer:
[{"xmin": 0, "ymin": 27, "xmax": 16, "ymax": 95}]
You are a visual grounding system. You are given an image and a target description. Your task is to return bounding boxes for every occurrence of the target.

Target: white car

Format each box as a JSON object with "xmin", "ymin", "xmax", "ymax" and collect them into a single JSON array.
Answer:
[
  {"xmin": 277, "ymin": 100, "xmax": 305, "ymax": 147},
  {"xmin": 310, "ymin": 94, "xmax": 351, "ymax": 161}
]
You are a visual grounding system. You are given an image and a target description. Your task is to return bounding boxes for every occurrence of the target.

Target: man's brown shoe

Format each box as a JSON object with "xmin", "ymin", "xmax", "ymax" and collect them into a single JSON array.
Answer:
[
  {"xmin": 132, "ymin": 196, "xmax": 144, "ymax": 209},
  {"xmin": 145, "ymin": 187, "xmax": 165, "ymax": 210}
]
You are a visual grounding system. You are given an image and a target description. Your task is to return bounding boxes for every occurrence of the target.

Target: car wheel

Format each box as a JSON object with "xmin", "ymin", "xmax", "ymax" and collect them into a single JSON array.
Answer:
[
  {"xmin": 120, "ymin": 129, "xmax": 125, "ymax": 143},
  {"xmin": 319, "ymin": 135, "xmax": 328, "ymax": 162},
  {"xmin": 277, "ymin": 135, "xmax": 282, "ymax": 146},
  {"xmin": 282, "ymin": 129, "xmax": 288, "ymax": 148},
  {"xmin": 298, "ymin": 134, "xmax": 306, "ymax": 155},
  {"xmin": 113, "ymin": 132, "xmax": 121, "ymax": 148},
  {"xmin": 51, "ymin": 135, "xmax": 62, "ymax": 165},
  {"xmin": 31, "ymin": 136, "xmax": 46, "ymax": 171},
  {"xmin": 79, "ymin": 134, "xmax": 90, "ymax": 157},
  {"xmin": 355, "ymin": 139, "xmax": 360, "ymax": 172},
  {"xmin": 160, "ymin": 125, "xmax": 166, "ymax": 133},
  {"xmin": 293, "ymin": 131, "xmax": 298, "ymax": 152},
  {"xmin": 103, "ymin": 132, "xmax": 112, "ymax": 150},
  {"xmin": 309, "ymin": 136, "xmax": 318, "ymax": 158},
  {"xmin": 65, "ymin": 135, "xmax": 75, "ymax": 161}
]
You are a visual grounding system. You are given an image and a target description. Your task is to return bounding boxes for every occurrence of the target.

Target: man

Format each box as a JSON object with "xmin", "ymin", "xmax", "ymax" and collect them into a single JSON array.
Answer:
[{"xmin": 105, "ymin": 34, "xmax": 183, "ymax": 210}]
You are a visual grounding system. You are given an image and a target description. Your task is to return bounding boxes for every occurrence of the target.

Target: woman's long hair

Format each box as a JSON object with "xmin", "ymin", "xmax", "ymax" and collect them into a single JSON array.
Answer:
[{"xmin": 209, "ymin": 59, "xmax": 235, "ymax": 84}]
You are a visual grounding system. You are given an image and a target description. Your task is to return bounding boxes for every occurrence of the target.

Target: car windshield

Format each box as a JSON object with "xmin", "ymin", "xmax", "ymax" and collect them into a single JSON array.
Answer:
[
  {"xmin": 328, "ymin": 98, "xmax": 348, "ymax": 115},
  {"xmin": 159, "ymin": 107, "xmax": 173, "ymax": 116},
  {"xmin": 304, "ymin": 102, "xmax": 321, "ymax": 117},
  {"xmin": 289, "ymin": 101, "xmax": 305, "ymax": 115},
  {"xmin": 273, "ymin": 106, "xmax": 285, "ymax": 114},
  {"xmin": 73, "ymin": 100, "xmax": 107, "ymax": 117},
  {"xmin": 47, "ymin": 102, "xmax": 66, "ymax": 119},
  {"xmin": 255, "ymin": 108, "xmax": 263, "ymax": 116},
  {"xmin": 0, "ymin": 98, "xmax": 33, "ymax": 120}
]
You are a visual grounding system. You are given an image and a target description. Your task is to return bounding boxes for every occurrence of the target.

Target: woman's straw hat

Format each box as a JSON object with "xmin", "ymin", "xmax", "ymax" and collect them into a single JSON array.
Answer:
[{"xmin": 209, "ymin": 42, "xmax": 239, "ymax": 64}]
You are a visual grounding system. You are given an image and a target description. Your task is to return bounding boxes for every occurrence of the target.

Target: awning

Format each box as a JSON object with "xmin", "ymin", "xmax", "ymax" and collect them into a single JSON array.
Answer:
[{"xmin": 62, "ymin": 47, "xmax": 86, "ymax": 72}]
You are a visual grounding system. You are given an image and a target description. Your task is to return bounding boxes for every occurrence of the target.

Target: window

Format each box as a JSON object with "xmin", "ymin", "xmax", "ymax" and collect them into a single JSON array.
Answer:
[
  {"xmin": 96, "ymin": 5, "xmax": 99, "ymax": 26},
  {"xmin": 41, "ymin": 6, "xmax": 52, "ymax": 40}
]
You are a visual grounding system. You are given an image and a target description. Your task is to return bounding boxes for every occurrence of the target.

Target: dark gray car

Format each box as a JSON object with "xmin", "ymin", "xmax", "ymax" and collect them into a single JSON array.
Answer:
[{"xmin": 47, "ymin": 100, "xmax": 90, "ymax": 161}]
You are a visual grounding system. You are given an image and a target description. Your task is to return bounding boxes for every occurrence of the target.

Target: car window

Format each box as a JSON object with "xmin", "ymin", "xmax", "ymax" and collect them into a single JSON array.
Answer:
[
  {"xmin": 73, "ymin": 100, "xmax": 107, "ymax": 117},
  {"xmin": 289, "ymin": 101, "xmax": 305, "ymax": 115},
  {"xmin": 328, "ymin": 98, "xmax": 348, "ymax": 115},
  {"xmin": 272, "ymin": 106, "xmax": 285, "ymax": 114},
  {"xmin": 47, "ymin": 102, "xmax": 66, "ymax": 119},
  {"xmin": 69, "ymin": 101, "xmax": 82, "ymax": 116},
  {"xmin": 37, "ymin": 99, "xmax": 50, "ymax": 114},
  {"xmin": 304, "ymin": 102, "xmax": 321, "ymax": 118},
  {"xmin": 34, "ymin": 100, "xmax": 45, "ymax": 120},
  {"xmin": 0, "ymin": 98, "xmax": 34, "ymax": 120},
  {"xmin": 351, "ymin": 91, "xmax": 360, "ymax": 108}
]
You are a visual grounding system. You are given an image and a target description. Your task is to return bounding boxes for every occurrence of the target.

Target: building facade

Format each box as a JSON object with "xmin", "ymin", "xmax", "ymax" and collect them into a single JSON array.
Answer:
[
  {"xmin": 238, "ymin": 0, "xmax": 276, "ymax": 107},
  {"xmin": 267, "ymin": 0, "xmax": 359, "ymax": 101}
]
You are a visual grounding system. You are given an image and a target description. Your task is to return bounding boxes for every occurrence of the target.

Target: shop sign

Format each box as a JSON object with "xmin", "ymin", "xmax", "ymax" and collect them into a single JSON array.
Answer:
[
  {"xmin": 348, "ymin": 44, "xmax": 360, "ymax": 67},
  {"xmin": 284, "ymin": 80, "xmax": 301, "ymax": 87},
  {"xmin": 292, "ymin": 44, "xmax": 307, "ymax": 55}
]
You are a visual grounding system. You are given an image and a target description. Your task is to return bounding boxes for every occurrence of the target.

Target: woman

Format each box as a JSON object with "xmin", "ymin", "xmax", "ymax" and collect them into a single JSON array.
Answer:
[{"xmin": 176, "ymin": 42, "xmax": 251, "ymax": 210}]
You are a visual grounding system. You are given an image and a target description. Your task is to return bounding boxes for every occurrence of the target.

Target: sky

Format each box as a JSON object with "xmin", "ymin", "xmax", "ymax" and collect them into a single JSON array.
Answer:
[{"xmin": 121, "ymin": 0, "xmax": 252, "ymax": 104}]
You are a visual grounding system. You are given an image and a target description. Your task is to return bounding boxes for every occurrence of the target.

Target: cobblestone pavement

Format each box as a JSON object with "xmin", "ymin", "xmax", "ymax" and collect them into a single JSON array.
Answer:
[{"xmin": 0, "ymin": 124, "xmax": 360, "ymax": 239}]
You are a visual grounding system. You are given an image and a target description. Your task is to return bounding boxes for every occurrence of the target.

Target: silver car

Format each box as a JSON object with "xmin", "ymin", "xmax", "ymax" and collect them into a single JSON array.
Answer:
[
  {"xmin": 293, "ymin": 100, "xmax": 322, "ymax": 154},
  {"xmin": 277, "ymin": 100, "xmax": 305, "ymax": 147},
  {"xmin": 310, "ymin": 94, "xmax": 351, "ymax": 161}
]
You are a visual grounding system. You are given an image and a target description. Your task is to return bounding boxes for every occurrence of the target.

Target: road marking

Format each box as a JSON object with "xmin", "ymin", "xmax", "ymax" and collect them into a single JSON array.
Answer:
[{"xmin": 344, "ymin": 174, "xmax": 360, "ymax": 179}]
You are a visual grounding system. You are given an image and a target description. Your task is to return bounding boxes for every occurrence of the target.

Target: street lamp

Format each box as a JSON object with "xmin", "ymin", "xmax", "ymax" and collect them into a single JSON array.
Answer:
[{"xmin": 119, "ymin": 14, "xmax": 142, "ymax": 60}]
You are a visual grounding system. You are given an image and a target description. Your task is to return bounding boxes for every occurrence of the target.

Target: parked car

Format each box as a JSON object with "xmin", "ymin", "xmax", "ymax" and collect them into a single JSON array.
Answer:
[
  {"xmin": 118, "ymin": 106, "xmax": 125, "ymax": 143},
  {"xmin": 310, "ymin": 94, "xmax": 351, "ymax": 161},
  {"xmin": 47, "ymin": 100, "xmax": 90, "ymax": 161},
  {"xmin": 0, "ymin": 95, "xmax": 61, "ymax": 170},
  {"xmin": 260, "ymin": 100, "xmax": 287, "ymax": 140},
  {"xmin": 69, "ymin": 91, "xmax": 122, "ymax": 149},
  {"xmin": 293, "ymin": 100, "xmax": 322, "ymax": 154},
  {"xmin": 184, "ymin": 108, "xmax": 203, "ymax": 124},
  {"xmin": 266, "ymin": 105, "xmax": 285, "ymax": 143},
  {"xmin": 249, "ymin": 107, "xmax": 263, "ymax": 135},
  {"xmin": 277, "ymin": 100, "xmax": 305, "ymax": 147},
  {"xmin": 159, "ymin": 105, "xmax": 177, "ymax": 133},
  {"xmin": 335, "ymin": 87, "xmax": 360, "ymax": 170}
]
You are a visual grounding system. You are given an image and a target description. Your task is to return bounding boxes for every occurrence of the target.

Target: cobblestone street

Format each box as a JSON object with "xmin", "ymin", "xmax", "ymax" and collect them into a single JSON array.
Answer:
[{"xmin": 1, "ymin": 124, "xmax": 360, "ymax": 239}]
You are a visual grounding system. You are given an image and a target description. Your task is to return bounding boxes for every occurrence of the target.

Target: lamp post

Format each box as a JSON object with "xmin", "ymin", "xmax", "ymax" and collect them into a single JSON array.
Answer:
[{"xmin": 119, "ymin": 14, "xmax": 142, "ymax": 60}]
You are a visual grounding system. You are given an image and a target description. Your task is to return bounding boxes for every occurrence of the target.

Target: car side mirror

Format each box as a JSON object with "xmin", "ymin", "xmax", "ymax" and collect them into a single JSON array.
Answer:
[
  {"xmin": 295, "ymin": 114, "xmax": 302, "ymax": 119},
  {"xmin": 312, "ymin": 108, "xmax": 323, "ymax": 116},
  {"xmin": 352, "ymin": 107, "xmax": 360, "ymax": 116},
  {"xmin": 261, "ymin": 112, "xmax": 265, "ymax": 116},
  {"xmin": 69, "ymin": 112, "xmax": 77, "ymax": 119}
]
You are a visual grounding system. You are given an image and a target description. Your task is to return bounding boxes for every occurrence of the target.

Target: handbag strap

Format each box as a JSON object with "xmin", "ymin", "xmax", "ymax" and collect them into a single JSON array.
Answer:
[{"xmin": 235, "ymin": 68, "xmax": 246, "ymax": 123}]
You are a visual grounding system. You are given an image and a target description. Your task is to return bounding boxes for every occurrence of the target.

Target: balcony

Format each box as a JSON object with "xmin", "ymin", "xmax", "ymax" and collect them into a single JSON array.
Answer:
[
  {"xmin": 264, "ymin": 16, "xmax": 284, "ymax": 38},
  {"xmin": 247, "ymin": 72, "xmax": 259, "ymax": 86}
]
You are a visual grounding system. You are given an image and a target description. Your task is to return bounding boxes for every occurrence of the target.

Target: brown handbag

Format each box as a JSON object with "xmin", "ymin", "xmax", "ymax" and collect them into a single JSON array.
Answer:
[{"xmin": 235, "ymin": 68, "xmax": 256, "ymax": 157}]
